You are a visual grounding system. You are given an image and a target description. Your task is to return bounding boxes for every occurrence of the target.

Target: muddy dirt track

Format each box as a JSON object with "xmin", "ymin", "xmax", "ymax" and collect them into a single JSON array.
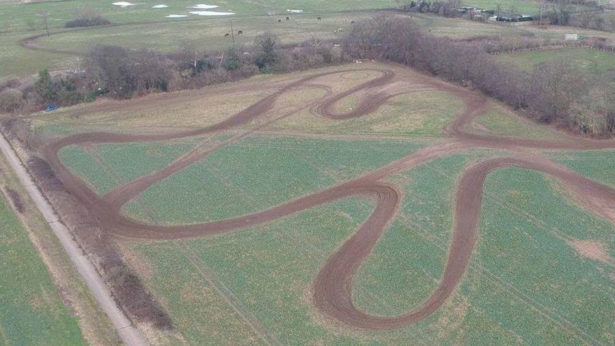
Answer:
[{"xmin": 39, "ymin": 66, "xmax": 615, "ymax": 331}]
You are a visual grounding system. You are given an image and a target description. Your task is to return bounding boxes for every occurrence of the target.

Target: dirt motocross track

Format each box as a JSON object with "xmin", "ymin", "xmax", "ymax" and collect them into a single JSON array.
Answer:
[{"xmin": 40, "ymin": 66, "xmax": 615, "ymax": 331}]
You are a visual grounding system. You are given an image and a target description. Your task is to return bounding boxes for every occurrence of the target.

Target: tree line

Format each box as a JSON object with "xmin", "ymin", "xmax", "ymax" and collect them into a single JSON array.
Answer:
[{"xmin": 0, "ymin": 34, "xmax": 342, "ymax": 114}]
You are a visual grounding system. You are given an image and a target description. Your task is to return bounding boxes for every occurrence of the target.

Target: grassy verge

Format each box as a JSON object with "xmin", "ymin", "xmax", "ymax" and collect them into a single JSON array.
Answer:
[{"xmin": 0, "ymin": 193, "xmax": 85, "ymax": 345}]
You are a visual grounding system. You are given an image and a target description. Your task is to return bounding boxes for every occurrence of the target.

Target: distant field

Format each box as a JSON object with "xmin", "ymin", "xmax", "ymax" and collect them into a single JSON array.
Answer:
[
  {"xmin": 34, "ymin": 12, "xmax": 369, "ymax": 54},
  {"xmin": 60, "ymin": 135, "xmax": 425, "ymax": 223},
  {"xmin": 30, "ymin": 63, "xmax": 453, "ymax": 135},
  {"xmin": 0, "ymin": 191, "xmax": 84, "ymax": 345},
  {"xmin": 269, "ymin": 90, "xmax": 465, "ymax": 136},
  {"xmin": 496, "ymin": 47, "xmax": 615, "ymax": 73},
  {"xmin": 0, "ymin": 0, "xmax": 390, "ymax": 80},
  {"xmin": 0, "ymin": 0, "xmax": 395, "ymax": 32},
  {"xmin": 462, "ymin": 0, "xmax": 541, "ymax": 13},
  {"xmin": 3, "ymin": 0, "xmax": 615, "ymax": 81}
]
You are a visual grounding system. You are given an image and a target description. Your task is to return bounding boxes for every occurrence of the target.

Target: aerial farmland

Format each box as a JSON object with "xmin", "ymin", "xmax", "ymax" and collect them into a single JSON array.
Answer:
[{"xmin": 0, "ymin": 0, "xmax": 614, "ymax": 345}]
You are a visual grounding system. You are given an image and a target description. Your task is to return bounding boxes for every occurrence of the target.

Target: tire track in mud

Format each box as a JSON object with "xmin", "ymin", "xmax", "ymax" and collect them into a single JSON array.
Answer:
[{"xmin": 39, "ymin": 67, "xmax": 615, "ymax": 334}]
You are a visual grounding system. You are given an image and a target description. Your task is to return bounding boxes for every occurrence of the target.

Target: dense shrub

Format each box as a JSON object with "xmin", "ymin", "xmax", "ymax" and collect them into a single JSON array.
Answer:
[
  {"xmin": 0, "ymin": 89, "xmax": 24, "ymax": 113},
  {"xmin": 254, "ymin": 33, "xmax": 280, "ymax": 72},
  {"xmin": 23, "ymin": 69, "xmax": 86, "ymax": 108},
  {"xmin": 65, "ymin": 10, "xmax": 110, "ymax": 28},
  {"xmin": 85, "ymin": 45, "xmax": 176, "ymax": 98}
]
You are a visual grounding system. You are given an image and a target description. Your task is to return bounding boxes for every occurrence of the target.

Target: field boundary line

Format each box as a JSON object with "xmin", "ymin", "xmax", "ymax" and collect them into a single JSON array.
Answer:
[{"xmin": 0, "ymin": 131, "xmax": 148, "ymax": 346}]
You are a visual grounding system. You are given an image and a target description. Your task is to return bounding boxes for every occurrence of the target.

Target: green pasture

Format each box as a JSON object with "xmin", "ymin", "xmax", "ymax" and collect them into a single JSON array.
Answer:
[
  {"xmin": 34, "ymin": 12, "xmax": 368, "ymax": 54},
  {"xmin": 496, "ymin": 47, "xmax": 615, "ymax": 73},
  {"xmin": 58, "ymin": 137, "xmax": 210, "ymax": 195},
  {"xmin": 0, "ymin": 0, "xmax": 395, "ymax": 33},
  {"xmin": 57, "ymin": 134, "xmax": 425, "ymax": 223},
  {"xmin": 0, "ymin": 191, "xmax": 84, "ymax": 345}
]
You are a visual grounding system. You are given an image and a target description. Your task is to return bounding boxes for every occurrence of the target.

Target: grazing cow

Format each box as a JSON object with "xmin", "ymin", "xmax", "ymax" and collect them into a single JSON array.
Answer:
[
  {"xmin": 224, "ymin": 33, "xmax": 230, "ymax": 37},
  {"xmin": 278, "ymin": 19, "xmax": 282, "ymax": 22},
  {"xmin": 237, "ymin": 30, "xmax": 243, "ymax": 35}
]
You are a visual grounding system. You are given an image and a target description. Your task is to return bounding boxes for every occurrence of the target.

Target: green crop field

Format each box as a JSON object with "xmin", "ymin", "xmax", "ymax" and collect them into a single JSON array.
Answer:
[
  {"xmin": 63, "ymin": 147, "xmax": 615, "ymax": 344},
  {"xmin": 0, "ymin": 191, "xmax": 84, "ymax": 345},
  {"xmin": 360, "ymin": 153, "xmax": 615, "ymax": 344},
  {"xmin": 549, "ymin": 150, "xmax": 615, "ymax": 188},
  {"xmin": 496, "ymin": 47, "xmax": 615, "ymax": 73},
  {"xmin": 18, "ymin": 60, "xmax": 615, "ymax": 344},
  {"xmin": 59, "ymin": 135, "xmax": 426, "ymax": 223}
]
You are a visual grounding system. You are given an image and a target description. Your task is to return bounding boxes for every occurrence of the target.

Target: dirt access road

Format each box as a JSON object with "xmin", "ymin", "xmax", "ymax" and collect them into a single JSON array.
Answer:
[
  {"xmin": 33, "ymin": 66, "xmax": 615, "ymax": 335},
  {"xmin": 0, "ymin": 133, "xmax": 148, "ymax": 346}
]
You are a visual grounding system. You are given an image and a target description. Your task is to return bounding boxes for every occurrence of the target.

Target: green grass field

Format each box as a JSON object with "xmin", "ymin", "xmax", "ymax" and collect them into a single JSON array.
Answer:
[
  {"xmin": 59, "ymin": 135, "xmax": 426, "ymax": 223},
  {"xmin": 34, "ymin": 12, "xmax": 368, "ymax": 54},
  {"xmin": 549, "ymin": 150, "xmax": 615, "ymax": 188},
  {"xmin": 59, "ymin": 138, "xmax": 207, "ymax": 194},
  {"xmin": 0, "ymin": 0, "xmax": 395, "ymax": 33},
  {"xmin": 4, "ymin": 0, "xmax": 615, "ymax": 83},
  {"xmin": 3, "ymin": 0, "xmax": 615, "ymax": 83},
  {"xmin": 0, "ymin": 191, "xmax": 85, "ymax": 345},
  {"xmin": 66, "ymin": 147, "xmax": 615, "ymax": 344},
  {"xmin": 496, "ymin": 47, "xmax": 615, "ymax": 73},
  {"xmin": 26, "ymin": 61, "xmax": 615, "ymax": 344}
]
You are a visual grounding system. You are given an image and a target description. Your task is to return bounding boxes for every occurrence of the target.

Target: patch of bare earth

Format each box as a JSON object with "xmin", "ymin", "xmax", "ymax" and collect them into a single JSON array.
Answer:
[{"xmin": 568, "ymin": 240, "xmax": 613, "ymax": 265}]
